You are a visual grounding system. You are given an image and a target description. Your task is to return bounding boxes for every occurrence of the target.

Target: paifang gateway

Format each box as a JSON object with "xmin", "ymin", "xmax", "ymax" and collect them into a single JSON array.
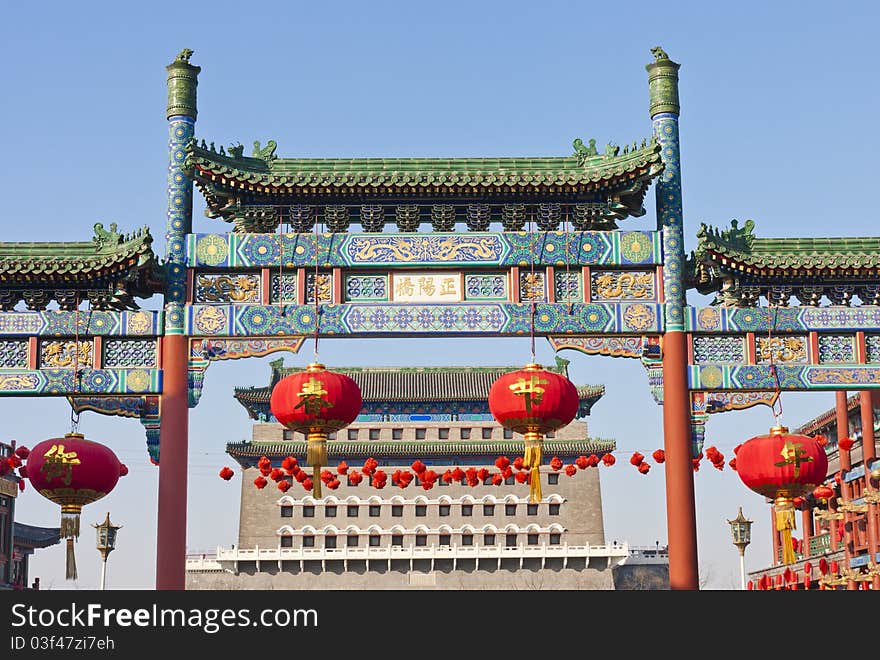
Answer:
[{"xmin": 0, "ymin": 46, "xmax": 877, "ymax": 590}]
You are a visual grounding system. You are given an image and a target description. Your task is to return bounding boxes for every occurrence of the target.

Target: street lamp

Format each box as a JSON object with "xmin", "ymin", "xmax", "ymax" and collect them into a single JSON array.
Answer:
[
  {"xmin": 727, "ymin": 507, "xmax": 753, "ymax": 591},
  {"xmin": 93, "ymin": 512, "xmax": 121, "ymax": 590}
]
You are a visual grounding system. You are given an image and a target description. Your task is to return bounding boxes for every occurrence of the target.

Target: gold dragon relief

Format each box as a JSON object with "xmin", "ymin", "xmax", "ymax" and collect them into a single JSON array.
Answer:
[
  {"xmin": 350, "ymin": 235, "xmax": 501, "ymax": 263},
  {"xmin": 591, "ymin": 270, "xmax": 655, "ymax": 300},
  {"xmin": 195, "ymin": 274, "xmax": 260, "ymax": 303},
  {"xmin": 0, "ymin": 372, "xmax": 40, "ymax": 391},
  {"xmin": 756, "ymin": 336, "xmax": 808, "ymax": 364},
  {"xmin": 40, "ymin": 340, "xmax": 93, "ymax": 368}
]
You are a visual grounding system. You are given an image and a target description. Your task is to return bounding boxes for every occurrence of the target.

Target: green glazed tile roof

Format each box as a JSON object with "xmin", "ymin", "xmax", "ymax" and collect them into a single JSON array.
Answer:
[
  {"xmin": 693, "ymin": 220, "xmax": 880, "ymax": 272},
  {"xmin": 185, "ymin": 139, "xmax": 663, "ymax": 193},
  {"xmin": 0, "ymin": 224, "xmax": 160, "ymax": 280},
  {"xmin": 226, "ymin": 438, "xmax": 616, "ymax": 461}
]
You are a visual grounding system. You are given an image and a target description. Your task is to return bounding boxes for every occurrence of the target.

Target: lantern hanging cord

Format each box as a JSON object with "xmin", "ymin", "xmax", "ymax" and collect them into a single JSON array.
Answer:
[
  {"xmin": 528, "ymin": 208, "xmax": 537, "ymax": 363},
  {"xmin": 277, "ymin": 206, "xmax": 285, "ymax": 317},
  {"xmin": 564, "ymin": 205, "xmax": 573, "ymax": 315},
  {"xmin": 313, "ymin": 207, "xmax": 320, "ymax": 360},
  {"xmin": 767, "ymin": 304, "xmax": 784, "ymax": 424}
]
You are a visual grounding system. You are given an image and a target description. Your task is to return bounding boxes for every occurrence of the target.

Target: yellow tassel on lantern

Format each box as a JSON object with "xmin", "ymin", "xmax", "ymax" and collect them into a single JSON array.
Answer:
[
  {"xmin": 307, "ymin": 430, "xmax": 328, "ymax": 498},
  {"xmin": 60, "ymin": 504, "xmax": 81, "ymax": 580},
  {"xmin": 775, "ymin": 497, "xmax": 797, "ymax": 564},
  {"xmin": 523, "ymin": 431, "xmax": 543, "ymax": 503}
]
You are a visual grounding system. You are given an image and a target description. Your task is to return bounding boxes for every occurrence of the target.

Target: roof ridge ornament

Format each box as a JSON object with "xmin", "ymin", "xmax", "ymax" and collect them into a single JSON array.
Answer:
[
  {"xmin": 650, "ymin": 46, "xmax": 670, "ymax": 62},
  {"xmin": 572, "ymin": 138, "xmax": 599, "ymax": 165},
  {"xmin": 174, "ymin": 48, "xmax": 194, "ymax": 64},
  {"xmin": 92, "ymin": 222, "xmax": 122, "ymax": 248},
  {"xmin": 252, "ymin": 140, "xmax": 278, "ymax": 163}
]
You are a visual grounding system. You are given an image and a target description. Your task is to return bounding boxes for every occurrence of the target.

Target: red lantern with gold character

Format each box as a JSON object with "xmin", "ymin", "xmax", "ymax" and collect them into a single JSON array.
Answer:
[
  {"xmin": 271, "ymin": 363, "xmax": 362, "ymax": 497},
  {"xmin": 488, "ymin": 363, "xmax": 578, "ymax": 502},
  {"xmin": 734, "ymin": 426, "xmax": 827, "ymax": 565},
  {"xmin": 25, "ymin": 433, "xmax": 126, "ymax": 580}
]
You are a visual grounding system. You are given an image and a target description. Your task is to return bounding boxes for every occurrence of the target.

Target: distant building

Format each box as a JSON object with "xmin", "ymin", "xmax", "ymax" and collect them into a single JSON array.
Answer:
[
  {"xmin": 186, "ymin": 359, "xmax": 668, "ymax": 589},
  {"xmin": 748, "ymin": 393, "xmax": 880, "ymax": 589}
]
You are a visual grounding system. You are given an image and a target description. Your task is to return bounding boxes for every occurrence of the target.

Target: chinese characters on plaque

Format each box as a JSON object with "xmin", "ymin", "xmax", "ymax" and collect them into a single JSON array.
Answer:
[{"xmin": 391, "ymin": 273, "xmax": 462, "ymax": 302}]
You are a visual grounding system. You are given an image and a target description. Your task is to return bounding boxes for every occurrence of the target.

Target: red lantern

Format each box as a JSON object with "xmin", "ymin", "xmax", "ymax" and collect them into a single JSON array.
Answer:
[
  {"xmin": 550, "ymin": 457, "xmax": 563, "ymax": 471},
  {"xmin": 728, "ymin": 457, "xmax": 737, "ymax": 471},
  {"xmin": 254, "ymin": 476, "xmax": 268, "ymax": 489},
  {"xmin": 637, "ymin": 462, "xmax": 650, "ymax": 475},
  {"xmin": 270, "ymin": 468, "xmax": 285, "ymax": 482},
  {"xmin": 512, "ymin": 456, "xmax": 525, "ymax": 471},
  {"xmin": 15, "ymin": 445, "xmax": 30, "ymax": 460},
  {"xmin": 814, "ymin": 434, "xmax": 828, "ymax": 447},
  {"xmin": 564, "ymin": 464, "xmax": 577, "ymax": 477},
  {"xmin": 442, "ymin": 470, "xmax": 453, "ymax": 484},
  {"xmin": 278, "ymin": 480, "xmax": 291, "ymax": 493},
  {"xmin": 575, "ymin": 456, "xmax": 589, "ymax": 470},
  {"xmin": 602, "ymin": 453, "xmax": 615, "ymax": 467},
  {"xmin": 327, "ymin": 479, "xmax": 340, "ymax": 490},
  {"xmin": 495, "ymin": 456, "xmax": 511, "ymax": 471},
  {"xmin": 348, "ymin": 470, "xmax": 363, "ymax": 486},
  {"xmin": 411, "ymin": 460, "xmax": 426, "ymax": 475},
  {"xmin": 489, "ymin": 363, "xmax": 578, "ymax": 502},
  {"xmin": 302, "ymin": 477, "xmax": 314, "ymax": 491},
  {"xmin": 219, "ymin": 466, "xmax": 235, "ymax": 481},
  {"xmin": 629, "ymin": 452, "xmax": 645, "ymax": 466},
  {"xmin": 336, "ymin": 461, "xmax": 349, "ymax": 475},
  {"xmin": 652, "ymin": 449, "xmax": 665, "ymax": 464},
  {"xmin": 735, "ymin": 426, "xmax": 828, "ymax": 565},
  {"xmin": 270, "ymin": 362, "xmax": 362, "ymax": 497},
  {"xmin": 838, "ymin": 437, "xmax": 854, "ymax": 452},
  {"xmin": 515, "ymin": 471, "xmax": 528, "ymax": 484},
  {"xmin": 491, "ymin": 473, "xmax": 503, "ymax": 486},
  {"xmin": 25, "ymin": 433, "xmax": 125, "ymax": 580}
]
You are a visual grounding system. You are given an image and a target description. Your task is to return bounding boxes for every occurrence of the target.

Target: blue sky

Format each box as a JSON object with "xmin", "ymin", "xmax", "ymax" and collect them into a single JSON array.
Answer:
[{"xmin": 2, "ymin": 1, "xmax": 878, "ymax": 590}]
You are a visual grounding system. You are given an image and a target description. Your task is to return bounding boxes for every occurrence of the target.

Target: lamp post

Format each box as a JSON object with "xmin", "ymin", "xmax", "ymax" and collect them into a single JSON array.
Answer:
[
  {"xmin": 727, "ymin": 507, "xmax": 753, "ymax": 590},
  {"xmin": 93, "ymin": 513, "xmax": 121, "ymax": 590}
]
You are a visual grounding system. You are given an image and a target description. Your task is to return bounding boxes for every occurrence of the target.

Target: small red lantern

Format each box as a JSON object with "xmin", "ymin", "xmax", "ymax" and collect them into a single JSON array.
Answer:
[
  {"xmin": 575, "ymin": 456, "xmax": 589, "ymax": 470},
  {"xmin": 348, "ymin": 470, "xmax": 363, "ymax": 486},
  {"xmin": 336, "ymin": 461, "xmax": 349, "ymax": 475},
  {"xmin": 602, "ymin": 453, "xmax": 615, "ymax": 467},
  {"xmin": 270, "ymin": 362, "xmax": 362, "ymax": 497},
  {"xmin": 637, "ymin": 462, "xmax": 650, "ymax": 475},
  {"xmin": 254, "ymin": 476, "xmax": 268, "ymax": 489},
  {"xmin": 489, "ymin": 363, "xmax": 579, "ymax": 502},
  {"xmin": 564, "ymin": 464, "xmax": 577, "ymax": 477},
  {"xmin": 837, "ymin": 437, "xmax": 854, "ymax": 452},
  {"xmin": 278, "ymin": 480, "xmax": 291, "ymax": 493},
  {"xmin": 15, "ymin": 445, "xmax": 30, "ymax": 460},
  {"xmin": 219, "ymin": 466, "xmax": 235, "ymax": 481},
  {"xmin": 281, "ymin": 456, "xmax": 298, "ymax": 474},
  {"xmin": 735, "ymin": 426, "xmax": 828, "ymax": 565},
  {"xmin": 549, "ymin": 457, "xmax": 563, "ymax": 471},
  {"xmin": 491, "ymin": 473, "xmax": 503, "ymax": 486},
  {"xmin": 26, "ymin": 433, "xmax": 126, "ymax": 580},
  {"xmin": 630, "ymin": 452, "xmax": 645, "ymax": 466},
  {"xmin": 411, "ymin": 460, "xmax": 426, "ymax": 475},
  {"xmin": 652, "ymin": 449, "xmax": 665, "ymax": 464}
]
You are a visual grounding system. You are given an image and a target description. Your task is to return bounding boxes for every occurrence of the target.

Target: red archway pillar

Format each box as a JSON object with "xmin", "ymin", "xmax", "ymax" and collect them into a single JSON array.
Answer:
[
  {"xmin": 662, "ymin": 331, "xmax": 699, "ymax": 589},
  {"xmin": 836, "ymin": 391, "xmax": 857, "ymax": 590},
  {"xmin": 859, "ymin": 390, "xmax": 880, "ymax": 590},
  {"xmin": 155, "ymin": 334, "xmax": 189, "ymax": 590}
]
